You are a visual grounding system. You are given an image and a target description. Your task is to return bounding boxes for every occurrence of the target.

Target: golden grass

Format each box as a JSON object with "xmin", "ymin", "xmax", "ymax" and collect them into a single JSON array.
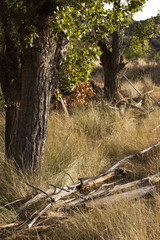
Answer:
[
  {"xmin": 0, "ymin": 61, "xmax": 159, "ymax": 238},
  {"xmin": 49, "ymin": 196, "xmax": 160, "ymax": 240}
]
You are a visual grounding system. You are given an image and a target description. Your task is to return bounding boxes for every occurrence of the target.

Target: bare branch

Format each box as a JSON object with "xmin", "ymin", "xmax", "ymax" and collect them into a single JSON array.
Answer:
[
  {"xmin": 122, "ymin": 70, "xmax": 142, "ymax": 96},
  {"xmin": 65, "ymin": 172, "xmax": 160, "ymax": 207},
  {"xmin": 26, "ymin": 178, "xmax": 53, "ymax": 203},
  {"xmin": 85, "ymin": 185, "xmax": 156, "ymax": 208},
  {"xmin": 28, "ymin": 203, "xmax": 52, "ymax": 229},
  {"xmin": 50, "ymin": 184, "xmax": 87, "ymax": 201},
  {"xmin": 89, "ymin": 142, "xmax": 160, "ymax": 181},
  {"xmin": 64, "ymin": 171, "xmax": 76, "ymax": 188},
  {"xmin": 3, "ymin": 197, "xmax": 27, "ymax": 208}
]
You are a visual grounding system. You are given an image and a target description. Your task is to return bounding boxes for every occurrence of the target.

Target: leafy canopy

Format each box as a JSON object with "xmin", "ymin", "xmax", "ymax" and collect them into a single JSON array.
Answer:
[{"xmin": 1, "ymin": 0, "xmax": 158, "ymax": 92}]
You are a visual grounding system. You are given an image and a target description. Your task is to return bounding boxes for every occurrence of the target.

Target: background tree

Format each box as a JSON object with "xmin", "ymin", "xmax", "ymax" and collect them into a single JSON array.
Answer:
[{"xmin": 57, "ymin": 1, "xmax": 151, "ymax": 99}]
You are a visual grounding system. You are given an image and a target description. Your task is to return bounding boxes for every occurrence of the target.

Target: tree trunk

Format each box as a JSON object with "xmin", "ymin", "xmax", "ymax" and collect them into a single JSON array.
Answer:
[
  {"xmin": 13, "ymin": 34, "xmax": 67, "ymax": 170},
  {"xmin": 0, "ymin": 1, "xmax": 68, "ymax": 170},
  {"xmin": 98, "ymin": 31, "xmax": 126, "ymax": 99}
]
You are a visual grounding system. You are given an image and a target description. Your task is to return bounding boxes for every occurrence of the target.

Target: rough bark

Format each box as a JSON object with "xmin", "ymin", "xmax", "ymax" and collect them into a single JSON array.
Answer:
[
  {"xmin": 0, "ymin": 1, "xmax": 68, "ymax": 170},
  {"xmin": 98, "ymin": 31, "xmax": 126, "ymax": 99}
]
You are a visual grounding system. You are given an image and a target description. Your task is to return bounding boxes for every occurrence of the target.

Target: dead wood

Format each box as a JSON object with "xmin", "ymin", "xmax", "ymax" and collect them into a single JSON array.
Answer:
[
  {"xmin": 72, "ymin": 185, "xmax": 156, "ymax": 208},
  {"xmin": 3, "ymin": 225, "xmax": 53, "ymax": 240},
  {"xmin": 1, "ymin": 141, "xmax": 159, "ymax": 240},
  {"xmin": 16, "ymin": 142, "xmax": 160, "ymax": 215},
  {"xmin": 90, "ymin": 142, "xmax": 160, "ymax": 180},
  {"xmin": 28, "ymin": 203, "xmax": 53, "ymax": 229},
  {"xmin": 57, "ymin": 89, "xmax": 69, "ymax": 116},
  {"xmin": 16, "ymin": 187, "xmax": 76, "ymax": 214},
  {"xmin": 0, "ymin": 222, "xmax": 22, "ymax": 230},
  {"xmin": 76, "ymin": 171, "xmax": 116, "ymax": 190},
  {"xmin": 122, "ymin": 72, "xmax": 142, "ymax": 96},
  {"xmin": 64, "ymin": 172, "xmax": 160, "ymax": 207},
  {"xmin": 26, "ymin": 177, "xmax": 53, "ymax": 203}
]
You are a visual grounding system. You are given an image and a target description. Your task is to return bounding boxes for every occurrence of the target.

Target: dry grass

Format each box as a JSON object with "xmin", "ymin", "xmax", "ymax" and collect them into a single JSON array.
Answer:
[
  {"xmin": 0, "ymin": 59, "xmax": 160, "ymax": 239},
  {"xmin": 50, "ymin": 196, "xmax": 160, "ymax": 240},
  {"xmin": 125, "ymin": 59, "xmax": 160, "ymax": 85}
]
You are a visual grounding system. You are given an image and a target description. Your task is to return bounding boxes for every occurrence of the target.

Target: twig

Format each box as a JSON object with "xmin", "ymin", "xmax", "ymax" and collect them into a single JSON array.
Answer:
[
  {"xmin": 57, "ymin": 89, "xmax": 69, "ymax": 116},
  {"xmin": 26, "ymin": 178, "xmax": 53, "ymax": 203},
  {"xmin": 123, "ymin": 73, "xmax": 142, "ymax": 96},
  {"xmin": 64, "ymin": 171, "xmax": 76, "ymax": 188},
  {"xmin": 16, "ymin": 210, "xmax": 39, "ymax": 230},
  {"xmin": 3, "ymin": 197, "xmax": 27, "ymax": 208},
  {"xmin": 28, "ymin": 203, "xmax": 52, "ymax": 229},
  {"xmin": 0, "ymin": 222, "xmax": 22, "ymax": 230},
  {"xmin": 152, "ymin": 124, "xmax": 160, "ymax": 132},
  {"xmin": 49, "ymin": 184, "xmax": 87, "ymax": 201}
]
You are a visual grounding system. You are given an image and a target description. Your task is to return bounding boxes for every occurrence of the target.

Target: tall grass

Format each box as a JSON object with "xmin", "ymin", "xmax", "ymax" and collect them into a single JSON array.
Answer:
[
  {"xmin": 0, "ymin": 66, "xmax": 159, "ymax": 239},
  {"xmin": 49, "ymin": 196, "xmax": 160, "ymax": 240}
]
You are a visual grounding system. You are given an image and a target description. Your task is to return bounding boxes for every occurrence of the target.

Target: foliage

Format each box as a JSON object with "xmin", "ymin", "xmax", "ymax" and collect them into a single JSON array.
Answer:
[
  {"xmin": 55, "ymin": 0, "xmax": 150, "ymax": 93},
  {"xmin": 63, "ymin": 81, "xmax": 96, "ymax": 107},
  {"xmin": 124, "ymin": 15, "xmax": 160, "ymax": 59},
  {"xmin": 124, "ymin": 37, "xmax": 151, "ymax": 59},
  {"xmin": 60, "ymin": 41, "xmax": 101, "ymax": 93},
  {"xmin": 0, "ymin": 0, "xmax": 154, "ymax": 93}
]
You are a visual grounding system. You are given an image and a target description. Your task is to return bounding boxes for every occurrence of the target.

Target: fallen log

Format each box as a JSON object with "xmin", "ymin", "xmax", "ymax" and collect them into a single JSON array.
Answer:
[
  {"xmin": 16, "ymin": 142, "xmax": 160, "ymax": 214},
  {"xmin": 16, "ymin": 187, "xmax": 76, "ymax": 214},
  {"xmin": 17, "ymin": 169, "xmax": 128, "ymax": 214},
  {"xmin": 73, "ymin": 185, "xmax": 156, "ymax": 208},
  {"xmin": 65, "ymin": 172, "xmax": 160, "ymax": 207}
]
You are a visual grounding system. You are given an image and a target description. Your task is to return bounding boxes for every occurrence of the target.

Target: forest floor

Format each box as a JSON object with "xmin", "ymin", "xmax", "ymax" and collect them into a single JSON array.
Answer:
[{"xmin": 0, "ymin": 59, "xmax": 160, "ymax": 239}]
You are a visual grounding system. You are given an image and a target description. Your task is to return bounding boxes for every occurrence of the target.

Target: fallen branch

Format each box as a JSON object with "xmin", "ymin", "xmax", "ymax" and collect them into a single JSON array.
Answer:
[
  {"xmin": 17, "ymin": 186, "xmax": 76, "ymax": 214},
  {"xmin": 26, "ymin": 177, "xmax": 54, "ymax": 203},
  {"xmin": 123, "ymin": 72, "xmax": 142, "ymax": 96},
  {"xmin": 65, "ymin": 172, "xmax": 160, "ymax": 207},
  {"xmin": 2, "ymin": 198, "xmax": 27, "ymax": 208},
  {"xmin": 17, "ymin": 142, "xmax": 160, "ymax": 214},
  {"xmin": 28, "ymin": 203, "xmax": 52, "ymax": 229},
  {"xmin": 0, "ymin": 222, "xmax": 22, "ymax": 230},
  {"xmin": 74, "ymin": 185, "xmax": 156, "ymax": 208},
  {"xmin": 77, "ymin": 168, "xmax": 131, "ymax": 190},
  {"xmin": 90, "ymin": 142, "xmax": 160, "ymax": 181}
]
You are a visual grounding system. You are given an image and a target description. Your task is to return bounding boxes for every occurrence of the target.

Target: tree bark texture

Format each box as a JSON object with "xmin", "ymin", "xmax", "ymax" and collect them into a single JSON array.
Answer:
[
  {"xmin": 0, "ymin": 2, "xmax": 68, "ymax": 170},
  {"xmin": 98, "ymin": 31, "xmax": 125, "ymax": 99}
]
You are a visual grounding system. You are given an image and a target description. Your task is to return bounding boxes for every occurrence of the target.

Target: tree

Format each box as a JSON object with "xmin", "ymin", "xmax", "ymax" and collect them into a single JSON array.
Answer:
[
  {"xmin": 0, "ymin": 0, "xmax": 108, "ymax": 171},
  {"xmin": 0, "ymin": 0, "xmax": 82, "ymax": 170},
  {"xmin": 96, "ymin": 0, "xmax": 146, "ymax": 98},
  {"xmin": 99, "ymin": 1, "xmax": 160, "ymax": 98},
  {"xmin": 58, "ymin": 0, "xmax": 150, "ymax": 99},
  {"xmin": 0, "ymin": 0, "xmax": 159, "ymax": 171},
  {"xmin": 124, "ymin": 16, "xmax": 160, "ymax": 59}
]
